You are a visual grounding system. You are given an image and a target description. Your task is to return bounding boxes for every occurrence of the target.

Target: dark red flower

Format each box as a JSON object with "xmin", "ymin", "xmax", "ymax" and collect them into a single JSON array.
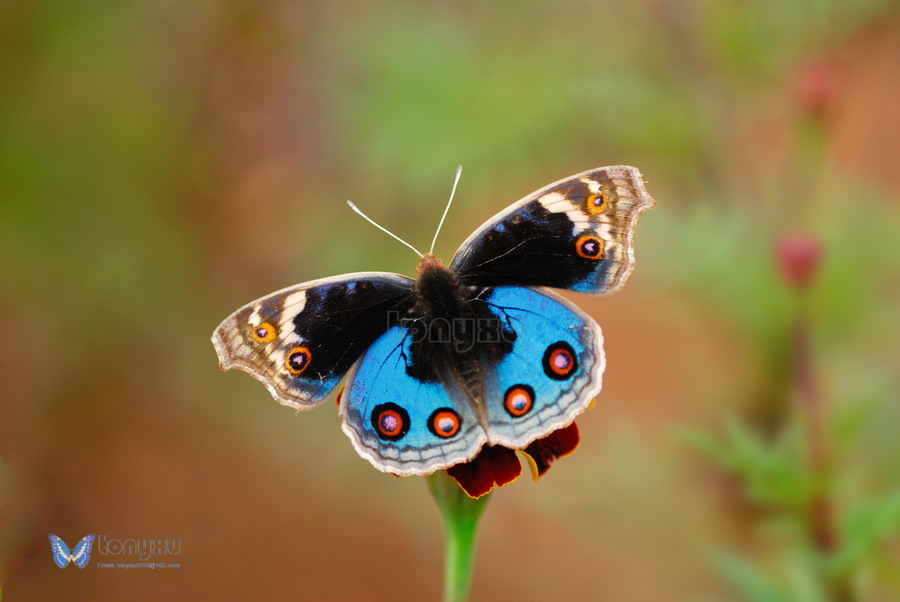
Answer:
[{"xmin": 445, "ymin": 423, "xmax": 581, "ymax": 498}]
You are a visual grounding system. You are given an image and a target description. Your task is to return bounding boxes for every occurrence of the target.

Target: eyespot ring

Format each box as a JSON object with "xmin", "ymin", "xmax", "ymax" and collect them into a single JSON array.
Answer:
[
  {"xmin": 504, "ymin": 385, "xmax": 535, "ymax": 418},
  {"xmin": 575, "ymin": 234, "xmax": 605, "ymax": 260},
  {"xmin": 285, "ymin": 346, "xmax": 312, "ymax": 375},
  {"xmin": 543, "ymin": 342, "xmax": 578, "ymax": 380},
  {"xmin": 586, "ymin": 193, "xmax": 608, "ymax": 214},
  {"xmin": 251, "ymin": 322, "xmax": 277, "ymax": 343},
  {"xmin": 428, "ymin": 408, "xmax": 461, "ymax": 439},
  {"xmin": 372, "ymin": 403, "xmax": 410, "ymax": 441}
]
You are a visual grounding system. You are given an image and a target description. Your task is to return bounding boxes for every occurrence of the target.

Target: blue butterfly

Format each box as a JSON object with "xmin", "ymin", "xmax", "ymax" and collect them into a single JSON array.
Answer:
[
  {"xmin": 48, "ymin": 534, "xmax": 95, "ymax": 568},
  {"xmin": 213, "ymin": 166, "xmax": 654, "ymax": 486}
]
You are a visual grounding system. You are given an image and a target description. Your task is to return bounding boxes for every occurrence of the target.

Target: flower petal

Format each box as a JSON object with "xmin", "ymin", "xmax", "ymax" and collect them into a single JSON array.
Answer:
[
  {"xmin": 521, "ymin": 422, "xmax": 580, "ymax": 480},
  {"xmin": 446, "ymin": 445, "xmax": 522, "ymax": 498}
]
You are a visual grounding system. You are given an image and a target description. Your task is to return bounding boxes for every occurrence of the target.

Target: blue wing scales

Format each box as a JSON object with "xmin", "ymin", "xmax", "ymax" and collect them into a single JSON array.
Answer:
[
  {"xmin": 339, "ymin": 287, "xmax": 603, "ymax": 475},
  {"xmin": 480, "ymin": 287, "xmax": 603, "ymax": 448},
  {"xmin": 340, "ymin": 326, "xmax": 488, "ymax": 475}
]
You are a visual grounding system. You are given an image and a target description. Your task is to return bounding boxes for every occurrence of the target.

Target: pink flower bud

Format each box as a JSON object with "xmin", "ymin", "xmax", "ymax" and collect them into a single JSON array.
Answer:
[
  {"xmin": 776, "ymin": 235, "xmax": 823, "ymax": 291},
  {"xmin": 797, "ymin": 61, "xmax": 839, "ymax": 120}
]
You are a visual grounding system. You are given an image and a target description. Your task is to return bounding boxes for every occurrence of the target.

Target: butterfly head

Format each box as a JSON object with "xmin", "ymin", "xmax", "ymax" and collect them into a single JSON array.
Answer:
[
  {"xmin": 415, "ymin": 253, "xmax": 461, "ymax": 317},
  {"xmin": 415, "ymin": 252, "xmax": 446, "ymax": 276}
]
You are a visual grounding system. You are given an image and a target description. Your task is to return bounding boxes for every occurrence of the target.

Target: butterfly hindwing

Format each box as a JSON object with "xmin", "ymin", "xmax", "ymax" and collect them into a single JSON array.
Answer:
[
  {"xmin": 339, "ymin": 286, "xmax": 603, "ymax": 476},
  {"xmin": 479, "ymin": 286, "xmax": 604, "ymax": 448},
  {"xmin": 340, "ymin": 325, "xmax": 488, "ymax": 476},
  {"xmin": 449, "ymin": 165, "xmax": 655, "ymax": 294},
  {"xmin": 213, "ymin": 273, "xmax": 415, "ymax": 408}
]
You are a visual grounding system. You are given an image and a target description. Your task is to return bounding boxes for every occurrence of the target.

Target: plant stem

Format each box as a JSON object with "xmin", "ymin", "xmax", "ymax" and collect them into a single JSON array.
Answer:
[
  {"xmin": 793, "ymin": 306, "xmax": 832, "ymax": 549},
  {"xmin": 792, "ymin": 295, "xmax": 853, "ymax": 602},
  {"xmin": 427, "ymin": 472, "xmax": 489, "ymax": 602}
]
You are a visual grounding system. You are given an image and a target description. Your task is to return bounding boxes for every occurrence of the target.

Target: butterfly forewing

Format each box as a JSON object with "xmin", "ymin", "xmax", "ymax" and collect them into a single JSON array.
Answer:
[
  {"xmin": 212, "ymin": 273, "xmax": 415, "ymax": 409},
  {"xmin": 449, "ymin": 165, "xmax": 655, "ymax": 294}
]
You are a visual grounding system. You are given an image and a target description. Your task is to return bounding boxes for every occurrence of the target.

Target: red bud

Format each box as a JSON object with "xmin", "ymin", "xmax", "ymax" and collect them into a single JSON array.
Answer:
[
  {"xmin": 797, "ymin": 61, "xmax": 838, "ymax": 120},
  {"xmin": 776, "ymin": 235, "xmax": 823, "ymax": 291}
]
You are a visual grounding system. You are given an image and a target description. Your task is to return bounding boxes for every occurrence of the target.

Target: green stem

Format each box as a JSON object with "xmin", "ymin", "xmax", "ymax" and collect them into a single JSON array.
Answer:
[
  {"xmin": 792, "ymin": 300, "xmax": 854, "ymax": 602},
  {"xmin": 427, "ymin": 472, "xmax": 489, "ymax": 602},
  {"xmin": 443, "ymin": 509, "xmax": 480, "ymax": 602}
]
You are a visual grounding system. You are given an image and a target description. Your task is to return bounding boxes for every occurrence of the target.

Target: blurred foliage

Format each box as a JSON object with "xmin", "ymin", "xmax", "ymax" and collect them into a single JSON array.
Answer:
[
  {"xmin": 676, "ymin": 92, "xmax": 900, "ymax": 598},
  {"xmin": 685, "ymin": 416, "xmax": 900, "ymax": 601},
  {"xmin": 682, "ymin": 420, "xmax": 815, "ymax": 512}
]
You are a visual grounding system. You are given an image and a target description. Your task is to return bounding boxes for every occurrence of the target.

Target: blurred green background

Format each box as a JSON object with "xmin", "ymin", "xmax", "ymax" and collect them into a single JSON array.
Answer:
[{"xmin": 2, "ymin": 1, "xmax": 899, "ymax": 600}]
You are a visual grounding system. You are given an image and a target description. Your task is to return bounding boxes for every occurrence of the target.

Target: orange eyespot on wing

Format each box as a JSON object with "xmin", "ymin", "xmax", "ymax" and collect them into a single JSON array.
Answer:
[
  {"xmin": 285, "ymin": 346, "xmax": 312, "ymax": 375},
  {"xmin": 372, "ymin": 403, "xmax": 410, "ymax": 441},
  {"xmin": 543, "ymin": 342, "xmax": 577, "ymax": 380},
  {"xmin": 504, "ymin": 385, "xmax": 535, "ymax": 417},
  {"xmin": 575, "ymin": 234, "xmax": 605, "ymax": 260},
  {"xmin": 586, "ymin": 193, "xmax": 608, "ymax": 214},
  {"xmin": 429, "ymin": 408, "xmax": 461, "ymax": 438},
  {"xmin": 251, "ymin": 322, "xmax": 277, "ymax": 343}
]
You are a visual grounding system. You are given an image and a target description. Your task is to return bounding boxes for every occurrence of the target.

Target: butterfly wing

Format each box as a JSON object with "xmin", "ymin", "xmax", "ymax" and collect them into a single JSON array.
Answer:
[
  {"xmin": 449, "ymin": 165, "xmax": 655, "ymax": 294},
  {"xmin": 340, "ymin": 325, "xmax": 488, "ymax": 476},
  {"xmin": 213, "ymin": 273, "xmax": 415, "ymax": 408},
  {"xmin": 479, "ymin": 286, "xmax": 603, "ymax": 448},
  {"xmin": 48, "ymin": 534, "xmax": 71, "ymax": 568},
  {"xmin": 71, "ymin": 534, "xmax": 95, "ymax": 568},
  {"xmin": 339, "ymin": 286, "xmax": 603, "ymax": 476}
]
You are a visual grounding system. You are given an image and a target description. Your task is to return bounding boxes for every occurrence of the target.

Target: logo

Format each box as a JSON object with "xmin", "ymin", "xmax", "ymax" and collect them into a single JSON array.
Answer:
[
  {"xmin": 48, "ymin": 534, "xmax": 95, "ymax": 568},
  {"xmin": 95, "ymin": 535, "xmax": 181, "ymax": 560}
]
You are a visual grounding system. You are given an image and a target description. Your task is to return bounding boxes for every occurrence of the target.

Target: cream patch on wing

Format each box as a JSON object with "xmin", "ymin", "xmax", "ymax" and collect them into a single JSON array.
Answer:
[
  {"xmin": 278, "ymin": 289, "xmax": 307, "ymax": 338},
  {"xmin": 536, "ymin": 192, "xmax": 590, "ymax": 236}
]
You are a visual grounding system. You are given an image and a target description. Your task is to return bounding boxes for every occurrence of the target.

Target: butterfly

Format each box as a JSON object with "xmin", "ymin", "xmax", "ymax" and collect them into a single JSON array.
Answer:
[
  {"xmin": 213, "ymin": 166, "xmax": 654, "ymax": 486},
  {"xmin": 48, "ymin": 533, "xmax": 95, "ymax": 568}
]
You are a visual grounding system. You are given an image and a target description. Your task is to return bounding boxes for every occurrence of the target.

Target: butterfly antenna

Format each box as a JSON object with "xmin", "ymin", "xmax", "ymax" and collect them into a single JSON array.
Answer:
[
  {"xmin": 347, "ymin": 201, "xmax": 424, "ymax": 258},
  {"xmin": 429, "ymin": 165, "xmax": 462, "ymax": 255}
]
